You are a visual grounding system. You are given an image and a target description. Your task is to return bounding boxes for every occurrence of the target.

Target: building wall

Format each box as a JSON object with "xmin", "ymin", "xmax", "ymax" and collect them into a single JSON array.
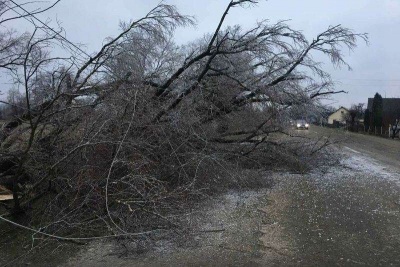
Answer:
[{"xmin": 328, "ymin": 108, "xmax": 348, "ymax": 124}]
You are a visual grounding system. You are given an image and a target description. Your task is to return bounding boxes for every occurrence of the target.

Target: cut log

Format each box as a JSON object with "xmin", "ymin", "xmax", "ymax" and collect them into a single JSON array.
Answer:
[
  {"xmin": 0, "ymin": 195, "xmax": 13, "ymax": 201},
  {"xmin": 0, "ymin": 185, "xmax": 13, "ymax": 201}
]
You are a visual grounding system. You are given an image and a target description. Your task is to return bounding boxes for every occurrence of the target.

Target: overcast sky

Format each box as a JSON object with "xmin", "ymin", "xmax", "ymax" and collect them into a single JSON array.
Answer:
[{"xmin": 6, "ymin": 0, "xmax": 400, "ymax": 108}]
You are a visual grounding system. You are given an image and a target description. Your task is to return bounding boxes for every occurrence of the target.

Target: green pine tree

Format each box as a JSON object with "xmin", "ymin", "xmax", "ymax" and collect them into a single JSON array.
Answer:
[{"xmin": 372, "ymin": 93, "xmax": 383, "ymax": 127}]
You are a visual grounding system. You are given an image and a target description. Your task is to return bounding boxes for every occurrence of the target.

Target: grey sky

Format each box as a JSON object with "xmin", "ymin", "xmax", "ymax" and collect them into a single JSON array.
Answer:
[{"xmin": 7, "ymin": 0, "xmax": 400, "ymax": 108}]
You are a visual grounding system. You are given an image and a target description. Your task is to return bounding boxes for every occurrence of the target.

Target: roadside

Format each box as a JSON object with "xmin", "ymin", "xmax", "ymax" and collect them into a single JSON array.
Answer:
[{"xmin": 62, "ymin": 190, "xmax": 273, "ymax": 267}]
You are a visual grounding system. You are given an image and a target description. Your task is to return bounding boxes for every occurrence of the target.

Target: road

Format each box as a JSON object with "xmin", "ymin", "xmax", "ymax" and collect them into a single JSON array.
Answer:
[
  {"xmin": 309, "ymin": 126, "xmax": 400, "ymax": 172},
  {"xmin": 262, "ymin": 126, "xmax": 400, "ymax": 266}
]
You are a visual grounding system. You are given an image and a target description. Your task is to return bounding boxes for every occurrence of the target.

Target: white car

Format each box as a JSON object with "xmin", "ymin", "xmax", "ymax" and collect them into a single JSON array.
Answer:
[{"xmin": 296, "ymin": 120, "xmax": 309, "ymax": 130}]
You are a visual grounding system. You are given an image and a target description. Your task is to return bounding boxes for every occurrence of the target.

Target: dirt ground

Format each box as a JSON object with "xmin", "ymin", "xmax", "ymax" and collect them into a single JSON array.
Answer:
[{"xmin": 2, "ymin": 126, "xmax": 400, "ymax": 266}]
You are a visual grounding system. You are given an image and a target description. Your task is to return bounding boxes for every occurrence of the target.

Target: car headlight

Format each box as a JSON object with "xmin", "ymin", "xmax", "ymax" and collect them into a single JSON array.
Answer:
[
  {"xmin": 305, "ymin": 124, "xmax": 309, "ymax": 127},
  {"xmin": 297, "ymin": 124, "xmax": 301, "ymax": 127}
]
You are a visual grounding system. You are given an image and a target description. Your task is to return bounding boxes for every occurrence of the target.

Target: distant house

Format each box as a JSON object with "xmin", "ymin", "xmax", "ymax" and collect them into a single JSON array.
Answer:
[
  {"xmin": 367, "ymin": 98, "xmax": 400, "ymax": 127},
  {"xmin": 328, "ymin": 107, "xmax": 349, "ymax": 125}
]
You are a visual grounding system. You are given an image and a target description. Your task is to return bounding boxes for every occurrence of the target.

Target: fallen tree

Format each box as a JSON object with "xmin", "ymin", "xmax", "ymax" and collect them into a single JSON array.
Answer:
[{"xmin": 0, "ymin": 0, "xmax": 367, "ymax": 245}]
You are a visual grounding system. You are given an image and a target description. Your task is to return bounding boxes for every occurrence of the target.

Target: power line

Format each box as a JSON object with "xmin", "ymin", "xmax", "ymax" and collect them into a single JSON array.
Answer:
[
  {"xmin": 335, "ymin": 78, "xmax": 400, "ymax": 82},
  {"xmin": 337, "ymin": 84, "xmax": 400, "ymax": 87},
  {"xmin": 7, "ymin": 0, "xmax": 91, "ymax": 59}
]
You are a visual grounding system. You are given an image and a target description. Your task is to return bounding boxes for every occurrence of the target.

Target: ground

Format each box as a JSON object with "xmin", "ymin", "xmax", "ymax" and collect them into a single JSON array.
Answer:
[{"xmin": 1, "ymin": 126, "xmax": 400, "ymax": 266}]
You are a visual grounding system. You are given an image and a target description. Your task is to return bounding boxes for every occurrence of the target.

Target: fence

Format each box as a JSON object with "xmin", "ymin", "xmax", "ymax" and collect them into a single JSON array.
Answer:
[
  {"xmin": 323, "ymin": 121, "xmax": 400, "ymax": 140},
  {"xmin": 362, "ymin": 125, "xmax": 399, "ymax": 139},
  {"xmin": 389, "ymin": 125, "xmax": 400, "ymax": 138}
]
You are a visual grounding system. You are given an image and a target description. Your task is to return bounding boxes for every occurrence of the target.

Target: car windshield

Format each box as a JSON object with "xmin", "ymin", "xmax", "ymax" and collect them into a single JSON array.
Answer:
[{"xmin": 296, "ymin": 120, "xmax": 307, "ymax": 124}]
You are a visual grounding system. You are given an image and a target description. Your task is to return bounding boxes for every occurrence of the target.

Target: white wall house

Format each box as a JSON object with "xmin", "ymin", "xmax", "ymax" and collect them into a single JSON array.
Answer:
[{"xmin": 328, "ymin": 107, "xmax": 349, "ymax": 125}]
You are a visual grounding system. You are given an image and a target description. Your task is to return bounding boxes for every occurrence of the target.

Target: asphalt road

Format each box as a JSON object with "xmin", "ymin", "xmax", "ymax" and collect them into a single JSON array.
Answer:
[
  {"xmin": 309, "ymin": 126, "xmax": 400, "ymax": 172},
  {"xmin": 265, "ymin": 126, "xmax": 400, "ymax": 266}
]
